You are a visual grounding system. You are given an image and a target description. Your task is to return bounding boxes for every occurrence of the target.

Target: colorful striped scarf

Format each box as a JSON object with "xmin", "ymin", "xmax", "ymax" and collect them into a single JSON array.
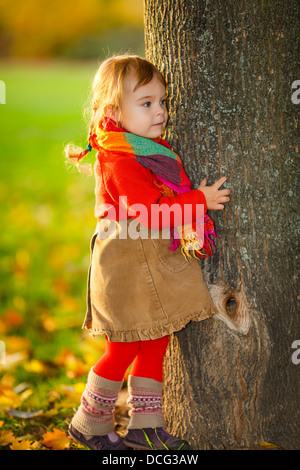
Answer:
[{"xmin": 91, "ymin": 119, "xmax": 217, "ymax": 259}]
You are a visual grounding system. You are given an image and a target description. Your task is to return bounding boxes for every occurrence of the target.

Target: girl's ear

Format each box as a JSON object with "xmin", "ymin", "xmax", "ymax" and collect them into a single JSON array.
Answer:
[
  {"xmin": 104, "ymin": 105, "xmax": 113, "ymax": 118},
  {"xmin": 104, "ymin": 105, "xmax": 120, "ymax": 123}
]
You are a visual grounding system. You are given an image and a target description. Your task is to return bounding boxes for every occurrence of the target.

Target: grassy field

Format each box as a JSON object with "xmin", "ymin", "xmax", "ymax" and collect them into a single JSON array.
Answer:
[{"xmin": 0, "ymin": 61, "xmax": 110, "ymax": 449}]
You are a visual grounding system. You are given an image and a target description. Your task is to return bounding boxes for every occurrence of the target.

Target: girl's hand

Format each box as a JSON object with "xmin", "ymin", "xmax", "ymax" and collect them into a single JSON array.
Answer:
[{"xmin": 198, "ymin": 176, "xmax": 230, "ymax": 210}]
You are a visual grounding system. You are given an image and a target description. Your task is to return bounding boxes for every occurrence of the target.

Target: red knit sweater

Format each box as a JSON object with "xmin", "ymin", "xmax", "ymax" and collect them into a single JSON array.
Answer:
[{"xmin": 94, "ymin": 149, "xmax": 207, "ymax": 230}]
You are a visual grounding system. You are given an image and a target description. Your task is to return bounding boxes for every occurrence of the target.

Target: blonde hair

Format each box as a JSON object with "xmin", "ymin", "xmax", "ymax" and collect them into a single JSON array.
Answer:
[{"xmin": 64, "ymin": 55, "xmax": 166, "ymax": 174}]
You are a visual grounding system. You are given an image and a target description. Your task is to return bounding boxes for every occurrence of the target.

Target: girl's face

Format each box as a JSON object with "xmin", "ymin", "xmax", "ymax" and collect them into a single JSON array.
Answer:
[{"xmin": 119, "ymin": 69, "xmax": 168, "ymax": 139}]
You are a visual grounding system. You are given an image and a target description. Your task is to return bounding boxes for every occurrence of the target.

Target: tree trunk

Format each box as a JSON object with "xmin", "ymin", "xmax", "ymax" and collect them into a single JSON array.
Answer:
[{"xmin": 144, "ymin": 0, "xmax": 300, "ymax": 449}]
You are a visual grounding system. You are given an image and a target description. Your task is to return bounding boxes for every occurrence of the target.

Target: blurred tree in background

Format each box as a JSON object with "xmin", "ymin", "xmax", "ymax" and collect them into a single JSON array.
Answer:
[{"xmin": 0, "ymin": 0, "xmax": 144, "ymax": 59}]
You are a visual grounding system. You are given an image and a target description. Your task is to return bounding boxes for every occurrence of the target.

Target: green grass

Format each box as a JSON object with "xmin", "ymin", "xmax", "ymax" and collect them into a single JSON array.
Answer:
[{"xmin": 0, "ymin": 61, "xmax": 106, "ymax": 439}]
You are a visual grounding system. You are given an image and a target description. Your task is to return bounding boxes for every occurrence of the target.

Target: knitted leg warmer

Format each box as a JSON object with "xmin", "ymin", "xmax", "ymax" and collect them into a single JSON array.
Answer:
[
  {"xmin": 127, "ymin": 375, "xmax": 166, "ymax": 430},
  {"xmin": 71, "ymin": 368, "xmax": 122, "ymax": 436}
]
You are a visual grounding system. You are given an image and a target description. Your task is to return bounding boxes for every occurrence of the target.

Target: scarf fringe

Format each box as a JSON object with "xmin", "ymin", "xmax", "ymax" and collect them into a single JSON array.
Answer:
[
  {"xmin": 169, "ymin": 216, "xmax": 219, "ymax": 261},
  {"xmin": 179, "ymin": 230, "xmax": 218, "ymax": 261}
]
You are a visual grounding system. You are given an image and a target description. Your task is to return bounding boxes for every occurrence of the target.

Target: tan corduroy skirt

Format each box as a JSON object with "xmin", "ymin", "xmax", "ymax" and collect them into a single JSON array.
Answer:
[{"xmin": 83, "ymin": 218, "xmax": 217, "ymax": 342}]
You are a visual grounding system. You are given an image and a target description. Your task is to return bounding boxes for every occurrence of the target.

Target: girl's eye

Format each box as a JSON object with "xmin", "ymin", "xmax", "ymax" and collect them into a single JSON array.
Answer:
[
  {"xmin": 160, "ymin": 99, "xmax": 166, "ymax": 106},
  {"xmin": 143, "ymin": 102, "xmax": 151, "ymax": 108}
]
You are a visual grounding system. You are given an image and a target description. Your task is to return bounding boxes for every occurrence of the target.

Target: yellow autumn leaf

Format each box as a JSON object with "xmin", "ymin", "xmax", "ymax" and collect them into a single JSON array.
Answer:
[
  {"xmin": 19, "ymin": 388, "xmax": 33, "ymax": 402},
  {"xmin": 41, "ymin": 312, "xmax": 57, "ymax": 332},
  {"xmin": 28, "ymin": 441, "xmax": 41, "ymax": 450},
  {"xmin": 23, "ymin": 359, "xmax": 49, "ymax": 374},
  {"xmin": 42, "ymin": 428, "xmax": 70, "ymax": 450},
  {"xmin": 10, "ymin": 438, "xmax": 32, "ymax": 450},
  {"xmin": 54, "ymin": 350, "xmax": 87, "ymax": 378},
  {"xmin": 0, "ymin": 374, "xmax": 14, "ymax": 388},
  {"xmin": 258, "ymin": 441, "xmax": 280, "ymax": 449},
  {"xmin": 0, "ymin": 309, "xmax": 24, "ymax": 331},
  {"xmin": 60, "ymin": 383, "xmax": 84, "ymax": 398},
  {"xmin": 54, "ymin": 382, "xmax": 84, "ymax": 410},
  {"xmin": 5, "ymin": 335, "xmax": 31, "ymax": 354},
  {"xmin": 73, "ymin": 382, "xmax": 86, "ymax": 394},
  {"xmin": 0, "ymin": 384, "xmax": 22, "ymax": 409},
  {"xmin": 42, "ymin": 409, "xmax": 59, "ymax": 418},
  {"xmin": 0, "ymin": 430, "xmax": 15, "ymax": 446}
]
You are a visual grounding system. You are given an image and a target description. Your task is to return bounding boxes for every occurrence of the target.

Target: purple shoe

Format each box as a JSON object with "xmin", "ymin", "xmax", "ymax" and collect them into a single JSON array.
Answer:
[
  {"xmin": 124, "ymin": 427, "xmax": 190, "ymax": 450},
  {"xmin": 69, "ymin": 424, "xmax": 128, "ymax": 450}
]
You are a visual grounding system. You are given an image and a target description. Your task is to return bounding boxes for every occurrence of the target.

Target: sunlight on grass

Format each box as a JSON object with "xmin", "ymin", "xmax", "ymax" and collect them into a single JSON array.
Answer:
[{"xmin": 0, "ymin": 61, "xmax": 107, "ymax": 446}]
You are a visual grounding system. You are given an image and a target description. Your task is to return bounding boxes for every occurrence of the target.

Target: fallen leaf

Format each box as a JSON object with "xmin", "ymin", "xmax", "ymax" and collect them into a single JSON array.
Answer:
[
  {"xmin": 28, "ymin": 441, "xmax": 41, "ymax": 450},
  {"xmin": 0, "ymin": 309, "xmax": 24, "ymax": 331},
  {"xmin": 60, "ymin": 383, "xmax": 85, "ymax": 400},
  {"xmin": 42, "ymin": 409, "xmax": 58, "ymax": 418},
  {"xmin": 23, "ymin": 359, "xmax": 49, "ymax": 374},
  {"xmin": 0, "ymin": 383, "xmax": 22, "ymax": 409},
  {"xmin": 1, "ymin": 351, "xmax": 28, "ymax": 368},
  {"xmin": 5, "ymin": 335, "xmax": 31, "ymax": 354},
  {"xmin": 70, "ymin": 440, "xmax": 86, "ymax": 449},
  {"xmin": 0, "ymin": 430, "xmax": 15, "ymax": 446},
  {"xmin": 41, "ymin": 312, "xmax": 57, "ymax": 332},
  {"xmin": 19, "ymin": 388, "xmax": 34, "ymax": 402},
  {"xmin": 258, "ymin": 441, "xmax": 280, "ymax": 449},
  {"xmin": 0, "ymin": 374, "xmax": 15, "ymax": 388},
  {"xmin": 42, "ymin": 428, "xmax": 70, "ymax": 450},
  {"xmin": 9, "ymin": 438, "xmax": 32, "ymax": 450},
  {"xmin": 73, "ymin": 382, "xmax": 86, "ymax": 395},
  {"xmin": 13, "ymin": 382, "xmax": 30, "ymax": 394},
  {"xmin": 54, "ymin": 350, "xmax": 87, "ymax": 378},
  {"xmin": 5, "ymin": 408, "xmax": 43, "ymax": 419}
]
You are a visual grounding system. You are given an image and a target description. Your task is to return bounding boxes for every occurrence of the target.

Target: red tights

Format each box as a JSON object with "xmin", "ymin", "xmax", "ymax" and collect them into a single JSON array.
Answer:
[{"xmin": 93, "ymin": 336, "xmax": 169, "ymax": 382}]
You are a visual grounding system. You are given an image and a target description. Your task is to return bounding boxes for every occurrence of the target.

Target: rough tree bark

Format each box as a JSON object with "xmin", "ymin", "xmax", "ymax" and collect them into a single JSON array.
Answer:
[{"xmin": 144, "ymin": 0, "xmax": 300, "ymax": 449}]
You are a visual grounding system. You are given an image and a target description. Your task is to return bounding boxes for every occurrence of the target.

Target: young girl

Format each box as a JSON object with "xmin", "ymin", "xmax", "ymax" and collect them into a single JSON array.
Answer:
[{"xmin": 65, "ymin": 55, "xmax": 230, "ymax": 450}]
